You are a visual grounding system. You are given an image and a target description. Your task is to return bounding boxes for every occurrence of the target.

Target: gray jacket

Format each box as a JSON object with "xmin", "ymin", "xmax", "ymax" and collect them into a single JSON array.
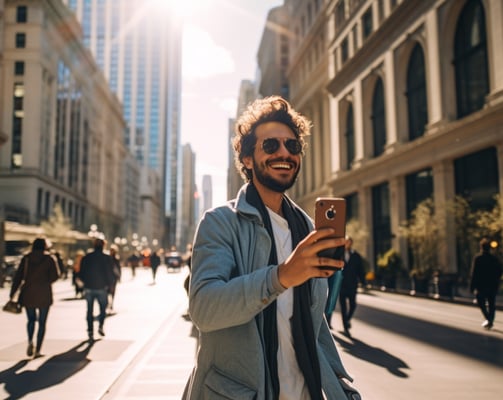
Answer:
[{"xmin": 183, "ymin": 184, "xmax": 353, "ymax": 400}]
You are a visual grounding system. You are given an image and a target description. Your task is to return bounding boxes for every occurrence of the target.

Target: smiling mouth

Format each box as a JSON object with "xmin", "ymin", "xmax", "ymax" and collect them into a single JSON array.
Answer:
[{"xmin": 269, "ymin": 161, "xmax": 293, "ymax": 170}]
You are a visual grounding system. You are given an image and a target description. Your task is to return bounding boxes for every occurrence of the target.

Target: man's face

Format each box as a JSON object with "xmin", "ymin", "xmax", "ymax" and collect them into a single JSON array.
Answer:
[{"xmin": 243, "ymin": 122, "xmax": 301, "ymax": 193}]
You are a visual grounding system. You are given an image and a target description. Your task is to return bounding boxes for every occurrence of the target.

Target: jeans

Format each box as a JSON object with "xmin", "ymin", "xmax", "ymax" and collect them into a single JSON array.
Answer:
[
  {"xmin": 84, "ymin": 288, "xmax": 108, "ymax": 334},
  {"xmin": 25, "ymin": 307, "xmax": 50, "ymax": 351}
]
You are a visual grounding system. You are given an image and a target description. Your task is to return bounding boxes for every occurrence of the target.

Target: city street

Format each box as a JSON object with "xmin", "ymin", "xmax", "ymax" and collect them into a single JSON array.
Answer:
[{"xmin": 0, "ymin": 266, "xmax": 502, "ymax": 399}]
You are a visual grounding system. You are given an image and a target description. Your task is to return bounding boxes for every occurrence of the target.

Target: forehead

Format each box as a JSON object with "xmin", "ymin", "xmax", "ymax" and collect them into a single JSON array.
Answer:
[{"xmin": 255, "ymin": 121, "xmax": 296, "ymax": 140}]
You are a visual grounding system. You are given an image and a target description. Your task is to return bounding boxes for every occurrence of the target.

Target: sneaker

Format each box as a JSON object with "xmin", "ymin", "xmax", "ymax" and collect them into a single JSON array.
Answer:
[
  {"xmin": 27, "ymin": 343, "xmax": 34, "ymax": 357},
  {"xmin": 88, "ymin": 331, "xmax": 94, "ymax": 342},
  {"xmin": 482, "ymin": 320, "xmax": 493, "ymax": 329},
  {"xmin": 98, "ymin": 327, "xmax": 105, "ymax": 337}
]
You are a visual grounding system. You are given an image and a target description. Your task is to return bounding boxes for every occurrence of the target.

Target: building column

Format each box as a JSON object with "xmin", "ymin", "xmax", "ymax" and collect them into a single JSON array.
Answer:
[
  {"xmin": 329, "ymin": 94, "xmax": 341, "ymax": 175},
  {"xmin": 425, "ymin": 8, "xmax": 443, "ymax": 128},
  {"xmin": 352, "ymin": 80, "xmax": 364, "ymax": 168},
  {"xmin": 432, "ymin": 160, "xmax": 457, "ymax": 274},
  {"xmin": 486, "ymin": 0, "xmax": 503, "ymax": 106},
  {"xmin": 384, "ymin": 51, "xmax": 398, "ymax": 148}
]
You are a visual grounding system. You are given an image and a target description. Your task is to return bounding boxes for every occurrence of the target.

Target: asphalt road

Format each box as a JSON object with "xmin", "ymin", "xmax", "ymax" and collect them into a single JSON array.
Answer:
[{"xmin": 329, "ymin": 290, "xmax": 503, "ymax": 399}]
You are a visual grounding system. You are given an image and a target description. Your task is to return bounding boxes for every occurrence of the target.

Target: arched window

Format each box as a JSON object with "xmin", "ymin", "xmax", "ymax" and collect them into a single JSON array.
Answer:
[
  {"xmin": 406, "ymin": 44, "xmax": 428, "ymax": 140},
  {"xmin": 371, "ymin": 78, "xmax": 386, "ymax": 157},
  {"xmin": 345, "ymin": 104, "xmax": 355, "ymax": 169},
  {"xmin": 454, "ymin": 0, "xmax": 489, "ymax": 118}
]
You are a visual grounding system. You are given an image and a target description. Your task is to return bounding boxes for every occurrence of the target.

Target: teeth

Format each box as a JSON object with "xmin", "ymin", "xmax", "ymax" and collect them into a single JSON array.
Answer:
[{"xmin": 271, "ymin": 163, "xmax": 291, "ymax": 169}]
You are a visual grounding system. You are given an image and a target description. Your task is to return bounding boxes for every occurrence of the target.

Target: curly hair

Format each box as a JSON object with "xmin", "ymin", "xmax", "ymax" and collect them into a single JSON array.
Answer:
[{"xmin": 232, "ymin": 96, "xmax": 311, "ymax": 182}]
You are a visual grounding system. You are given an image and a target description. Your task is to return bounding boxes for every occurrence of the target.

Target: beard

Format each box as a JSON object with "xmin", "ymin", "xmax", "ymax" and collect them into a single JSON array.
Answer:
[{"xmin": 252, "ymin": 157, "xmax": 300, "ymax": 193}]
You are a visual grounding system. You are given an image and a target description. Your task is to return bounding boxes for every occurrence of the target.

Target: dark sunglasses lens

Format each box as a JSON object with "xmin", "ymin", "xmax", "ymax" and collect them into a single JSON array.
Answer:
[
  {"xmin": 285, "ymin": 139, "xmax": 302, "ymax": 155},
  {"xmin": 262, "ymin": 138, "xmax": 280, "ymax": 154}
]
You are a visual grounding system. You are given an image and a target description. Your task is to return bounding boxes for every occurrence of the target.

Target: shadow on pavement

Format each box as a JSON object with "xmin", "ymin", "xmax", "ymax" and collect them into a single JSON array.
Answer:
[
  {"xmin": 353, "ymin": 304, "xmax": 503, "ymax": 367},
  {"xmin": 333, "ymin": 333, "xmax": 410, "ymax": 378},
  {"xmin": 0, "ymin": 340, "xmax": 94, "ymax": 399}
]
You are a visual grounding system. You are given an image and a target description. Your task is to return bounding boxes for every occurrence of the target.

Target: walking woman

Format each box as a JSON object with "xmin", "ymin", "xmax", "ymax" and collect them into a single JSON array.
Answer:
[{"xmin": 9, "ymin": 238, "xmax": 60, "ymax": 357}]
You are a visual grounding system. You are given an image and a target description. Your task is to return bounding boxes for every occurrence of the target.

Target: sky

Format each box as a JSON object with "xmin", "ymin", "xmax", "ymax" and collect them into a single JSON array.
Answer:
[{"xmin": 179, "ymin": 0, "xmax": 283, "ymax": 207}]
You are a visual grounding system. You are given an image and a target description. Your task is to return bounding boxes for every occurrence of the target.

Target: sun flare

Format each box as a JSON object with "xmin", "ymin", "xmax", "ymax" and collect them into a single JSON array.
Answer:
[{"xmin": 148, "ymin": 0, "xmax": 212, "ymax": 19}]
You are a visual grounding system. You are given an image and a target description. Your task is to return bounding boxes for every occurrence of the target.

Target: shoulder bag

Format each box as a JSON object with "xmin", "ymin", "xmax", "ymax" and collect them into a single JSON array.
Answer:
[{"xmin": 2, "ymin": 258, "xmax": 28, "ymax": 314}]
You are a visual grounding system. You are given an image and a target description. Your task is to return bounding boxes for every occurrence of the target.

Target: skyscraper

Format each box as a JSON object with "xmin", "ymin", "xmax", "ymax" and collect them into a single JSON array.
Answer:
[{"xmin": 63, "ymin": 0, "xmax": 182, "ymax": 246}]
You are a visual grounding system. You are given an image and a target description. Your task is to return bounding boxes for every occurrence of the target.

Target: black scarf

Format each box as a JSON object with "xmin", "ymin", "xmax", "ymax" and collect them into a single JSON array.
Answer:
[{"xmin": 246, "ymin": 184, "xmax": 322, "ymax": 400}]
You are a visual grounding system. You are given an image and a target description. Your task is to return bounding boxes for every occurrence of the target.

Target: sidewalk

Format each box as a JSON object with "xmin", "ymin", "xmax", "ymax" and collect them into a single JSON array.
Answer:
[{"xmin": 0, "ymin": 267, "xmax": 196, "ymax": 399}]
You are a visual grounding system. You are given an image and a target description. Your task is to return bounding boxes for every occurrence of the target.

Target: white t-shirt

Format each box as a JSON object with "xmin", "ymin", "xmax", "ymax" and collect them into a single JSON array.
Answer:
[{"xmin": 267, "ymin": 208, "xmax": 310, "ymax": 400}]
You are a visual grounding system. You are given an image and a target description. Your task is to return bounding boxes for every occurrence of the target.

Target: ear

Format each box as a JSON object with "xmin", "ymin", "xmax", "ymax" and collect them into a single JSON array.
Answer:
[{"xmin": 242, "ymin": 155, "xmax": 253, "ymax": 170}]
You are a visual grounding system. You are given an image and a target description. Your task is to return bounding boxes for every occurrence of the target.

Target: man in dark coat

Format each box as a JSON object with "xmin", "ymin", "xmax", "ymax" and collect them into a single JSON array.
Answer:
[
  {"xmin": 338, "ymin": 237, "xmax": 366, "ymax": 337},
  {"xmin": 470, "ymin": 238, "xmax": 503, "ymax": 329},
  {"xmin": 79, "ymin": 238, "xmax": 115, "ymax": 340}
]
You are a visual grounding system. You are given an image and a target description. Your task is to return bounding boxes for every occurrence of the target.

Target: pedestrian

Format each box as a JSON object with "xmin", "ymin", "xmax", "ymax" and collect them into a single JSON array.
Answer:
[
  {"xmin": 126, "ymin": 252, "xmax": 140, "ymax": 278},
  {"xmin": 149, "ymin": 250, "xmax": 161, "ymax": 284},
  {"xmin": 72, "ymin": 249, "xmax": 86, "ymax": 298},
  {"xmin": 79, "ymin": 238, "xmax": 115, "ymax": 341},
  {"xmin": 108, "ymin": 244, "xmax": 122, "ymax": 312},
  {"xmin": 182, "ymin": 96, "xmax": 359, "ymax": 399},
  {"xmin": 470, "ymin": 238, "xmax": 503, "ymax": 329},
  {"xmin": 336, "ymin": 236, "xmax": 366, "ymax": 337},
  {"xmin": 9, "ymin": 238, "xmax": 60, "ymax": 358}
]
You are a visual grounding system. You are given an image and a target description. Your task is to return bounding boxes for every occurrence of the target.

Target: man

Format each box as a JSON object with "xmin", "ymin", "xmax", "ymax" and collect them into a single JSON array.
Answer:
[
  {"xmin": 183, "ymin": 96, "xmax": 358, "ymax": 399},
  {"xmin": 79, "ymin": 238, "xmax": 115, "ymax": 341},
  {"xmin": 338, "ymin": 237, "xmax": 366, "ymax": 337},
  {"xmin": 470, "ymin": 238, "xmax": 502, "ymax": 329}
]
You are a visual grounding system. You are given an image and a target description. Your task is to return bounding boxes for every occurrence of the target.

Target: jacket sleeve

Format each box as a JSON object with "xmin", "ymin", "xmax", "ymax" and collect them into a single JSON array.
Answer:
[
  {"xmin": 9, "ymin": 256, "xmax": 27, "ymax": 298},
  {"xmin": 188, "ymin": 208, "xmax": 285, "ymax": 332}
]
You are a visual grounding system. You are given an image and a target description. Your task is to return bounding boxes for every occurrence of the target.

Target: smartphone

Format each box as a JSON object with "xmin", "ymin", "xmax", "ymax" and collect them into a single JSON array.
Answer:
[{"xmin": 315, "ymin": 197, "xmax": 346, "ymax": 268}]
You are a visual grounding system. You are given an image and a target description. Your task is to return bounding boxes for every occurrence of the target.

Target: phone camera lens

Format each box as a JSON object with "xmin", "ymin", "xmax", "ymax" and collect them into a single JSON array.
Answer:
[{"xmin": 325, "ymin": 208, "xmax": 336, "ymax": 220}]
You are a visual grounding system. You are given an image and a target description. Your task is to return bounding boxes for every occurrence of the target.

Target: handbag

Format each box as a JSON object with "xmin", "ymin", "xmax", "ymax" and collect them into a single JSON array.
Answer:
[
  {"xmin": 2, "ymin": 258, "xmax": 28, "ymax": 315},
  {"xmin": 3, "ymin": 300, "xmax": 22, "ymax": 314}
]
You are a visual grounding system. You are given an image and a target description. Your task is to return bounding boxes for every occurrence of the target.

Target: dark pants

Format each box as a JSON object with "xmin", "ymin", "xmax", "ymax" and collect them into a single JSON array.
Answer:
[
  {"xmin": 84, "ymin": 288, "xmax": 108, "ymax": 334},
  {"xmin": 339, "ymin": 289, "xmax": 357, "ymax": 330},
  {"xmin": 25, "ymin": 307, "xmax": 50, "ymax": 352},
  {"xmin": 476, "ymin": 290, "xmax": 496, "ymax": 323}
]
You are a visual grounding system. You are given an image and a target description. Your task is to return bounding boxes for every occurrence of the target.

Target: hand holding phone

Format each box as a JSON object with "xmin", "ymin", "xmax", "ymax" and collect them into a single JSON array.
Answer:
[{"xmin": 315, "ymin": 197, "xmax": 346, "ymax": 269}]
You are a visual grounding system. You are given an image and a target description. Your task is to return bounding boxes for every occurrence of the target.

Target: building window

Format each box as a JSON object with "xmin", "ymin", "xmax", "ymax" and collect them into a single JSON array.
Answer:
[
  {"xmin": 341, "ymin": 37, "xmax": 349, "ymax": 64},
  {"xmin": 455, "ymin": 147, "xmax": 499, "ymax": 211},
  {"xmin": 346, "ymin": 192, "xmax": 358, "ymax": 221},
  {"xmin": 372, "ymin": 182, "xmax": 391, "ymax": 264},
  {"xmin": 454, "ymin": 0, "xmax": 489, "ymax": 118},
  {"xmin": 15, "ymin": 33, "xmax": 26, "ymax": 48},
  {"xmin": 16, "ymin": 6, "xmax": 28, "ymax": 23},
  {"xmin": 371, "ymin": 78, "xmax": 386, "ymax": 157},
  {"xmin": 11, "ymin": 83, "xmax": 25, "ymax": 169},
  {"xmin": 345, "ymin": 103, "xmax": 355, "ymax": 169},
  {"xmin": 362, "ymin": 7, "xmax": 373, "ymax": 40},
  {"xmin": 406, "ymin": 44, "xmax": 428, "ymax": 140},
  {"xmin": 405, "ymin": 169, "xmax": 433, "ymax": 217},
  {"xmin": 335, "ymin": 0, "xmax": 345, "ymax": 30},
  {"xmin": 14, "ymin": 61, "xmax": 25, "ymax": 75}
]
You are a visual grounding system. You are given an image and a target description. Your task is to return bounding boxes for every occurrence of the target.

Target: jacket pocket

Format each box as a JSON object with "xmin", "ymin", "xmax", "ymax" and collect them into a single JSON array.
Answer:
[{"xmin": 204, "ymin": 366, "xmax": 257, "ymax": 400}]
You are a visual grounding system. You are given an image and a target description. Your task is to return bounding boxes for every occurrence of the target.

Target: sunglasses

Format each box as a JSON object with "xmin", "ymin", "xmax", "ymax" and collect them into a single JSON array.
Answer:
[{"xmin": 259, "ymin": 137, "xmax": 303, "ymax": 155}]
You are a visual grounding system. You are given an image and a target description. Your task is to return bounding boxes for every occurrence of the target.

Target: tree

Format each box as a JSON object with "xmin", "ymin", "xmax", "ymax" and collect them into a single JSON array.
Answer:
[
  {"xmin": 399, "ymin": 198, "xmax": 441, "ymax": 280},
  {"xmin": 40, "ymin": 203, "xmax": 73, "ymax": 249}
]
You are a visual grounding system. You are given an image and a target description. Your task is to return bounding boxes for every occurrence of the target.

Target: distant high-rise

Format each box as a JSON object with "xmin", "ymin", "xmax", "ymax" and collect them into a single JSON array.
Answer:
[
  {"xmin": 63, "ymin": 0, "xmax": 182, "ymax": 246},
  {"xmin": 202, "ymin": 175, "xmax": 213, "ymax": 213}
]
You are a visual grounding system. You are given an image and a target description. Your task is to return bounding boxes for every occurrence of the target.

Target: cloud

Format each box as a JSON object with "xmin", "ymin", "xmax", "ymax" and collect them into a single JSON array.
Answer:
[{"xmin": 182, "ymin": 24, "xmax": 235, "ymax": 80}]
